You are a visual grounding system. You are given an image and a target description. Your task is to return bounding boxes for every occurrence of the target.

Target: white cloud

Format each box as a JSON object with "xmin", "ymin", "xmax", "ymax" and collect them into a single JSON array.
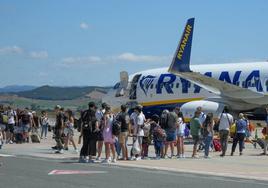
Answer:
[
  {"xmin": 60, "ymin": 53, "xmax": 171, "ymax": 67},
  {"xmin": 62, "ymin": 56, "xmax": 101, "ymax": 64},
  {"xmin": 80, "ymin": 22, "xmax": 89, "ymax": 30},
  {"xmin": 117, "ymin": 52, "xmax": 171, "ymax": 63},
  {"xmin": 29, "ymin": 51, "xmax": 48, "ymax": 59},
  {"xmin": 0, "ymin": 45, "xmax": 23, "ymax": 55}
]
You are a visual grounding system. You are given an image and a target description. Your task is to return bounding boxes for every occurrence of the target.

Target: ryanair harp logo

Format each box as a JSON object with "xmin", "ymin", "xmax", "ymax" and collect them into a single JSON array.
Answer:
[
  {"xmin": 177, "ymin": 24, "xmax": 192, "ymax": 60},
  {"xmin": 140, "ymin": 75, "xmax": 156, "ymax": 96}
]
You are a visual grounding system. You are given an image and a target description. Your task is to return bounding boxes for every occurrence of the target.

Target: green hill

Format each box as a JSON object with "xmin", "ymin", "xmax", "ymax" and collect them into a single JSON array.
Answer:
[{"xmin": 15, "ymin": 85, "xmax": 111, "ymax": 100}]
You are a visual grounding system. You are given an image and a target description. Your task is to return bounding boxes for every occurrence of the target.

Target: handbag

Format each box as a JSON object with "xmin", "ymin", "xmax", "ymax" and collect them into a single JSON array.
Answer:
[{"xmin": 132, "ymin": 138, "xmax": 141, "ymax": 155}]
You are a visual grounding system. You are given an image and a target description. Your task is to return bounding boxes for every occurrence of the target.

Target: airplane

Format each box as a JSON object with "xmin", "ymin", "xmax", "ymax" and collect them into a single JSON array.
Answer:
[{"xmin": 103, "ymin": 18, "xmax": 268, "ymax": 120}]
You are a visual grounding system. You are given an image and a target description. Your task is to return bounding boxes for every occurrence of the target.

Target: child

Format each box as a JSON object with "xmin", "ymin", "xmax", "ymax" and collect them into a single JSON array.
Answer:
[
  {"xmin": 141, "ymin": 122, "xmax": 151, "ymax": 159},
  {"xmin": 151, "ymin": 115, "xmax": 166, "ymax": 159}
]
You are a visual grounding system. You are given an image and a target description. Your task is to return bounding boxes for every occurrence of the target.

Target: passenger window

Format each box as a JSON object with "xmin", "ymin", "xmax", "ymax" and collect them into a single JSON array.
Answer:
[{"xmin": 176, "ymin": 83, "xmax": 180, "ymax": 88}]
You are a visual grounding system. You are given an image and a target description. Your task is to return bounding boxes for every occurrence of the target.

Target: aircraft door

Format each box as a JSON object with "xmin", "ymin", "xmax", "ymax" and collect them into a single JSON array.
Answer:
[
  {"xmin": 264, "ymin": 77, "xmax": 268, "ymax": 92},
  {"xmin": 129, "ymin": 74, "xmax": 142, "ymax": 100}
]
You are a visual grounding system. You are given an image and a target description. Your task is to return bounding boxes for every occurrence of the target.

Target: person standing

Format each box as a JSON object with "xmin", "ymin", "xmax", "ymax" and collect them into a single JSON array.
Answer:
[
  {"xmin": 79, "ymin": 102, "xmax": 99, "ymax": 163},
  {"xmin": 95, "ymin": 103, "xmax": 107, "ymax": 161},
  {"xmin": 164, "ymin": 107, "xmax": 179, "ymax": 159},
  {"xmin": 102, "ymin": 106, "xmax": 116, "ymax": 163},
  {"xmin": 176, "ymin": 111, "xmax": 185, "ymax": 158},
  {"xmin": 262, "ymin": 107, "xmax": 268, "ymax": 155},
  {"xmin": 203, "ymin": 113, "xmax": 214, "ymax": 158},
  {"xmin": 190, "ymin": 111, "xmax": 202, "ymax": 158},
  {"xmin": 117, "ymin": 104, "xmax": 130, "ymax": 160},
  {"xmin": 133, "ymin": 105, "xmax": 146, "ymax": 160},
  {"xmin": 54, "ymin": 105, "xmax": 64, "ymax": 154},
  {"xmin": 231, "ymin": 113, "xmax": 248, "ymax": 156},
  {"xmin": 63, "ymin": 109, "xmax": 78, "ymax": 152},
  {"xmin": 5, "ymin": 106, "xmax": 17, "ymax": 144},
  {"xmin": 218, "ymin": 107, "xmax": 233, "ymax": 157},
  {"xmin": 40, "ymin": 110, "xmax": 49, "ymax": 139}
]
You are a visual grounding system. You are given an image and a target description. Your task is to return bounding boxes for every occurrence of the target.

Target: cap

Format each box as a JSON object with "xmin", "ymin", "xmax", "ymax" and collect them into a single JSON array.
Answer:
[{"xmin": 54, "ymin": 105, "xmax": 61, "ymax": 109}]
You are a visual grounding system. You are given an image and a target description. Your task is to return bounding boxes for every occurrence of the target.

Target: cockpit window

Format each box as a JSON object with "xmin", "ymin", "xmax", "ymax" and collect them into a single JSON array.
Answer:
[{"xmin": 113, "ymin": 82, "xmax": 120, "ymax": 89}]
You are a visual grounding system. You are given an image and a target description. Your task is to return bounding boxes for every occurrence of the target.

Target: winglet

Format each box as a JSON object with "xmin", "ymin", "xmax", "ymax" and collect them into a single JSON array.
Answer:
[{"xmin": 168, "ymin": 18, "xmax": 195, "ymax": 73}]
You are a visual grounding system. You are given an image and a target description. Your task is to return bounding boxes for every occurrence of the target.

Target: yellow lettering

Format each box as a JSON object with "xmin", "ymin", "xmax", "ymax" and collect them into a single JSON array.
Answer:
[{"xmin": 177, "ymin": 24, "xmax": 192, "ymax": 61}]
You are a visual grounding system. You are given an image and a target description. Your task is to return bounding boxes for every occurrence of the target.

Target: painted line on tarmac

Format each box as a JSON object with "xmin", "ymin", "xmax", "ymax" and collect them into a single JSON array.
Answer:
[
  {"xmin": 48, "ymin": 169, "xmax": 107, "ymax": 175},
  {"xmin": 114, "ymin": 162, "xmax": 268, "ymax": 183},
  {"xmin": 0, "ymin": 154, "xmax": 15, "ymax": 157}
]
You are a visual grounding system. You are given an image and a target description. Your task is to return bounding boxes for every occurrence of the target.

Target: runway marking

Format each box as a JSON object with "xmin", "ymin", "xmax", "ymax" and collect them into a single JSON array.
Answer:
[
  {"xmin": 0, "ymin": 154, "xmax": 15, "ymax": 157},
  {"xmin": 48, "ymin": 170, "xmax": 107, "ymax": 175}
]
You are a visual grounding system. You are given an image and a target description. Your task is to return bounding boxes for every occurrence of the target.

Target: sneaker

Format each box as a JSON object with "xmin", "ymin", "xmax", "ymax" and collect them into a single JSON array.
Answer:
[
  {"xmin": 192, "ymin": 155, "xmax": 199, "ymax": 159},
  {"xmin": 130, "ymin": 156, "xmax": 136, "ymax": 161},
  {"xmin": 63, "ymin": 147, "xmax": 68, "ymax": 151},
  {"xmin": 55, "ymin": 149, "xmax": 63, "ymax": 154},
  {"xmin": 170, "ymin": 155, "xmax": 176, "ymax": 159},
  {"xmin": 220, "ymin": 154, "xmax": 225, "ymax": 157},
  {"xmin": 101, "ymin": 159, "xmax": 110, "ymax": 164},
  {"xmin": 74, "ymin": 149, "xmax": 79, "ymax": 153},
  {"xmin": 112, "ymin": 158, "xmax": 117, "ymax": 163},
  {"xmin": 88, "ymin": 159, "xmax": 95, "ymax": 163},
  {"xmin": 45, "ymin": 137, "xmax": 47, "ymax": 139},
  {"xmin": 204, "ymin": 155, "xmax": 211, "ymax": 159},
  {"xmin": 51, "ymin": 146, "xmax": 59, "ymax": 150},
  {"xmin": 230, "ymin": 152, "xmax": 234, "ymax": 156},
  {"xmin": 163, "ymin": 155, "xmax": 168, "ymax": 159},
  {"xmin": 95, "ymin": 157, "xmax": 101, "ymax": 161},
  {"xmin": 9, "ymin": 140, "xmax": 13, "ymax": 144},
  {"xmin": 78, "ymin": 157, "xmax": 87, "ymax": 163},
  {"xmin": 239, "ymin": 152, "xmax": 243, "ymax": 156},
  {"xmin": 135, "ymin": 156, "xmax": 141, "ymax": 161}
]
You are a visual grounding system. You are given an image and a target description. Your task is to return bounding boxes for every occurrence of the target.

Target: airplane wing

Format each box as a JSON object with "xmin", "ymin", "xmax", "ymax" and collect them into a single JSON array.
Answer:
[{"xmin": 168, "ymin": 18, "xmax": 264, "ymax": 99}]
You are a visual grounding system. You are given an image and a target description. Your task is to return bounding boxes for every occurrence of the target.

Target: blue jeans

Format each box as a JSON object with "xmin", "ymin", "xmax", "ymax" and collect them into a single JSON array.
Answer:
[
  {"xmin": 204, "ymin": 135, "xmax": 213, "ymax": 156},
  {"xmin": 114, "ymin": 137, "xmax": 121, "ymax": 156},
  {"xmin": 41, "ymin": 124, "xmax": 48, "ymax": 138}
]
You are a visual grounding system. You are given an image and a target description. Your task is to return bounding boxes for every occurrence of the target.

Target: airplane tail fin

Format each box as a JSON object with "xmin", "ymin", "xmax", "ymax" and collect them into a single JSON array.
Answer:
[{"xmin": 168, "ymin": 18, "xmax": 195, "ymax": 73}]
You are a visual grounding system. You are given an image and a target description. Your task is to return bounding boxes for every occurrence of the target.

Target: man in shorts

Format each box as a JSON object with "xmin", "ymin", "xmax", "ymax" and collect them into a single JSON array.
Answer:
[
  {"xmin": 117, "ymin": 104, "xmax": 130, "ymax": 160},
  {"xmin": 164, "ymin": 107, "xmax": 179, "ymax": 159},
  {"xmin": 190, "ymin": 111, "xmax": 201, "ymax": 158}
]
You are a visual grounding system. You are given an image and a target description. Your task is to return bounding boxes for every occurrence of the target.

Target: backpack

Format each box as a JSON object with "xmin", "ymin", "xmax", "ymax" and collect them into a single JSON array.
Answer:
[
  {"xmin": 112, "ymin": 118, "xmax": 121, "ymax": 136},
  {"xmin": 0, "ymin": 113, "xmax": 8, "ymax": 124},
  {"xmin": 160, "ymin": 112, "xmax": 169, "ymax": 129},
  {"xmin": 21, "ymin": 113, "xmax": 30, "ymax": 124}
]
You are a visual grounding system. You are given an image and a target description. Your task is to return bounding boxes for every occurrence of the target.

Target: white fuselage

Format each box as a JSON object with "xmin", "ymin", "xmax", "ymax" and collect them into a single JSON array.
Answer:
[{"xmin": 103, "ymin": 62, "xmax": 268, "ymax": 112}]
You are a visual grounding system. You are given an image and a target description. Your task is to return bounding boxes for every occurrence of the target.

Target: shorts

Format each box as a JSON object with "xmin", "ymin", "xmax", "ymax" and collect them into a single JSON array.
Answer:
[
  {"xmin": 177, "ymin": 132, "xmax": 185, "ymax": 137},
  {"xmin": 134, "ymin": 136, "xmax": 143, "ymax": 145},
  {"xmin": 96, "ymin": 131, "xmax": 104, "ymax": 141},
  {"xmin": 165, "ymin": 130, "xmax": 176, "ymax": 142},
  {"xmin": 119, "ymin": 132, "xmax": 128, "ymax": 144},
  {"xmin": 22, "ymin": 123, "xmax": 30, "ymax": 132},
  {"xmin": 6, "ymin": 124, "xmax": 15, "ymax": 133},
  {"xmin": 192, "ymin": 135, "xmax": 200, "ymax": 145},
  {"xmin": 64, "ymin": 127, "xmax": 74, "ymax": 137},
  {"xmin": 0, "ymin": 123, "xmax": 6, "ymax": 131}
]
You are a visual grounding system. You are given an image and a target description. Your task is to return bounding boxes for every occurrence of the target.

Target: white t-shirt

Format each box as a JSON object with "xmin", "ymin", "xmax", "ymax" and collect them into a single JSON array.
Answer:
[
  {"xmin": 177, "ymin": 117, "xmax": 185, "ymax": 134},
  {"xmin": 7, "ymin": 110, "xmax": 16, "ymax": 125},
  {"xmin": 219, "ymin": 113, "xmax": 233, "ymax": 131},
  {"xmin": 198, "ymin": 112, "xmax": 206, "ymax": 125},
  {"xmin": 135, "ymin": 113, "xmax": 145, "ymax": 136},
  {"xmin": 130, "ymin": 112, "xmax": 137, "ymax": 128},
  {"xmin": 95, "ymin": 109, "xmax": 105, "ymax": 122}
]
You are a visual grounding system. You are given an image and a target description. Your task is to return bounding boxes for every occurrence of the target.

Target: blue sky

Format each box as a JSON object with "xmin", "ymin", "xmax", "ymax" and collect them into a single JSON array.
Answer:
[{"xmin": 0, "ymin": 0, "xmax": 268, "ymax": 87}]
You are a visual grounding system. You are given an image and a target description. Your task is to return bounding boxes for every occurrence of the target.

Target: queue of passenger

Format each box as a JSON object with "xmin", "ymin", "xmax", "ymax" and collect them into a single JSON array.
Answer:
[
  {"xmin": 76, "ymin": 102, "xmax": 268, "ymax": 164},
  {"xmin": 1, "ymin": 102, "xmax": 268, "ymax": 163}
]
